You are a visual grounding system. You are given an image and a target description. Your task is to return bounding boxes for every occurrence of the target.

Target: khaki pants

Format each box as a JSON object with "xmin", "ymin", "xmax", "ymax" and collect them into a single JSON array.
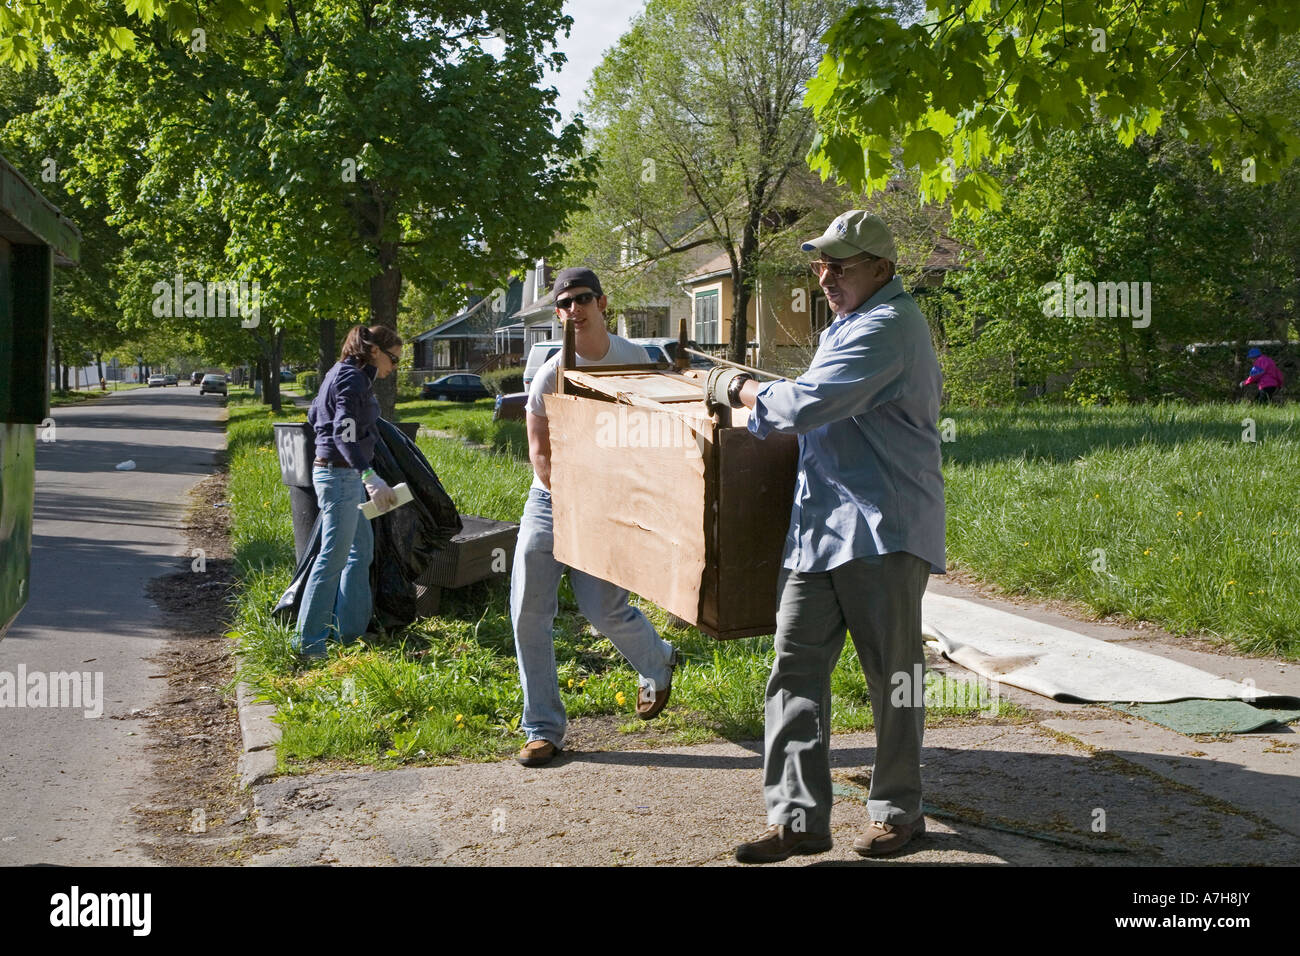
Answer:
[{"xmin": 762, "ymin": 551, "xmax": 931, "ymax": 834}]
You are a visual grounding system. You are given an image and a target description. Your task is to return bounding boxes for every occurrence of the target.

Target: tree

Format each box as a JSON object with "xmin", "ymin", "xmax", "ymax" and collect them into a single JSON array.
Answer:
[
  {"xmin": 934, "ymin": 121, "xmax": 1300, "ymax": 405},
  {"xmin": 0, "ymin": 57, "xmax": 133, "ymax": 391},
  {"xmin": 574, "ymin": 0, "xmax": 847, "ymax": 363},
  {"xmin": 805, "ymin": 1, "xmax": 1300, "ymax": 212},
  {"xmin": 18, "ymin": 0, "xmax": 595, "ymax": 415}
]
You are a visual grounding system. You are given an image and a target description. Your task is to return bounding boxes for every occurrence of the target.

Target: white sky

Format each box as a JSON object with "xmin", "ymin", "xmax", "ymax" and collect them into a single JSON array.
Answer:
[{"xmin": 541, "ymin": 0, "xmax": 647, "ymax": 125}]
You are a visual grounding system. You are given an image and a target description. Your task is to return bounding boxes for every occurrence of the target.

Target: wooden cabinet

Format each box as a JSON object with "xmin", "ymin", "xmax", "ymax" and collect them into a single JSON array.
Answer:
[{"xmin": 545, "ymin": 366, "xmax": 796, "ymax": 639}]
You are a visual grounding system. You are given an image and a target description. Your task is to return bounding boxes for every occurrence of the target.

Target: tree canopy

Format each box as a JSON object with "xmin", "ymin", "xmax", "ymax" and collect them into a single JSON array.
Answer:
[{"xmin": 806, "ymin": 0, "xmax": 1300, "ymax": 212}]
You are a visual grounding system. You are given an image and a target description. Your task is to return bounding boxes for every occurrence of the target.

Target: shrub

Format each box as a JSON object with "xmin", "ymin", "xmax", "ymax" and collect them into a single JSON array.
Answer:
[
  {"xmin": 296, "ymin": 370, "xmax": 319, "ymax": 396},
  {"xmin": 480, "ymin": 368, "xmax": 524, "ymax": 396}
]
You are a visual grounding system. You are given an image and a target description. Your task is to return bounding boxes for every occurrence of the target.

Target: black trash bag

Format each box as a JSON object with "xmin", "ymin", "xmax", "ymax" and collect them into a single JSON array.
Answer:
[{"xmin": 273, "ymin": 419, "xmax": 462, "ymax": 631}]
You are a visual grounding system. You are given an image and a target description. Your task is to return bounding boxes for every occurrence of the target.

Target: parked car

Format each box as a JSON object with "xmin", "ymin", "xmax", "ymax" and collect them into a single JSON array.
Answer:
[
  {"xmin": 522, "ymin": 340, "xmax": 562, "ymax": 391},
  {"xmin": 493, "ymin": 392, "xmax": 528, "ymax": 421},
  {"xmin": 629, "ymin": 337, "xmax": 715, "ymax": 370},
  {"xmin": 163, "ymin": 374, "xmax": 178, "ymax": 386},
  {"xmin": 520, "ymin": 334, "xmax": 708, "ymax": 392},
  {"xmin": 280, "ymin": 369, "xmax": 295, "ymax": 382},
  {"xmin": 199, "ymin": 373, "xmax": 227, "ymax": 396},
  {"xmin": 147, "ymin": 374, "xmax": 167, "ymax": 387},
  {"xmin": 421, "ymin": 374, "xmax": 489, "ymax": 402},
  {"xmin": 190, "ymin": 371, "xmax": 204, "ymax": 385}
]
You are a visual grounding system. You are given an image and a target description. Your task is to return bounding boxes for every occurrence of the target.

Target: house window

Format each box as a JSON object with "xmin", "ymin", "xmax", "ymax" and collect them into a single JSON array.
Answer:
[
  {"xmin": 694, "ymin": 289, "xmax": 720, "ymax": 345},
  {"xmin": 811, "ymin": 295, "xmax": 831, "ymax": 338}
]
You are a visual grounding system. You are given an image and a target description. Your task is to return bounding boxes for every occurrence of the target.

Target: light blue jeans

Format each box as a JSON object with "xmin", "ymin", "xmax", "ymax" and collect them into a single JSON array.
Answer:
[
  {"xmin": 510, "ymin": 487, "xmax": 674, "ymax": 747},
  {"xmin": 294, "ymin": 464, "xmax": 374, "ymax": 655}
]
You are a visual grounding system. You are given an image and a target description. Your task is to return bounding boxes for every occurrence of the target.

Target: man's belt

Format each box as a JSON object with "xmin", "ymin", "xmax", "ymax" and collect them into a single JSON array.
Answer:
[{"xmin": 313, "ymin": 456, "xmax": 352, "ymax": 468}]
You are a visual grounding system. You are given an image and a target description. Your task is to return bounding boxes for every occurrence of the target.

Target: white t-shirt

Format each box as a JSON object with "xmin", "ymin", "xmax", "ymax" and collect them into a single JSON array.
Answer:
[{"xmin": 526, "ymin": 334, "xmax": 649, "ymax": 489}]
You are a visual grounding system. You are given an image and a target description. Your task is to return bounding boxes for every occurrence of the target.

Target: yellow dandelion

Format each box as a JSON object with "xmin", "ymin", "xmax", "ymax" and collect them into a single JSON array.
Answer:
[
  {"xmin": 567, "ymin": 678, "xmax": 574, "ymax": 689},
  {"xmin": 1227, "ymin": 580, "xmax": 1235, "ymax": 586},
  {"xmin": 454, "ymin": 713, "xmax": 463, "ymax": 722},
  {"xmin": 1094, "ymin": 493, "xmax": 1100, "ymax": 499},
  {"xmin": 1195, "ymin": 511, "xmax": 1202, "ymax": 517},
  {"xmin": 1021, "ymin": 541, "xmax": 1029, "ymax": 547},
  {"xmin": 615, "ymin": 691, "xmax": 627, "ymax": 707},
  {"xmin": 1172, "ymin": 555, "xmax": 1181, "ymax": 562},
  {"xmin": 1143, "ymin": 549, "xmax": 1151, "ymax": 555}
]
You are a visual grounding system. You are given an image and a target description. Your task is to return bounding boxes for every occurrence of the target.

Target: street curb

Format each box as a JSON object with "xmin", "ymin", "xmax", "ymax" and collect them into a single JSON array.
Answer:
[{"xmin": 236, "ymin": 679, "xmax": 280, "ymax": 789}]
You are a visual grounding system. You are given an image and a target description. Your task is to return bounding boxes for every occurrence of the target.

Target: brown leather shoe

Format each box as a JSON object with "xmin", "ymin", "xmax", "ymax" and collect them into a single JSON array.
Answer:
[
  {"xmin": 636, "ymin": 648, "xmax": 679, "ymax": 720},
  {"xmin": 852, "ymin": 816, "xmax": 926, "ymax": 856},
  {"xmin": 515, "ymin": 739, "xmax": 560, "ymax": 767},
  {"xmin": 734, "ymin": 825, "xmax": 833, "ymax": 864}
]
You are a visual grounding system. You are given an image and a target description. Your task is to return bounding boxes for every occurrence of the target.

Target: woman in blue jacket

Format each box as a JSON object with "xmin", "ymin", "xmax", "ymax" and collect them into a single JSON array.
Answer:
[{"xmin": 294, "ymin": 324, "xmax": 403, "ymax": 657}]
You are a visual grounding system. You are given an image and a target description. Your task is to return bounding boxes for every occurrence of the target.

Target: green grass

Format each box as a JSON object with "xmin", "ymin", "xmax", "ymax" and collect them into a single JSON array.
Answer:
[
  {"xmin": 225, "ymin": 395, "xmax": 1005, "ymax": 770},
  {"xmin": 48, "ymin": 383, "xmax": 148, "ymax": 406},
  {"xmin": 941, "ymin": 402, "xmax": 1300, "ymax": 657},
  {"xmin": 398, "ymin": 396, "xmax": 526, "ymax": 457}
]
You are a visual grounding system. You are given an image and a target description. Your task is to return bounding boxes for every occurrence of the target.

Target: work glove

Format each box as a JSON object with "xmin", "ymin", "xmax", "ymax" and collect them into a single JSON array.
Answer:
[
  {"xmin": 363, "ymin": 470, "xmax": 399, "ymax": 512},
  {"xmin": 705, "ymin": 366, "xmax": 752, "ymax": 409}
]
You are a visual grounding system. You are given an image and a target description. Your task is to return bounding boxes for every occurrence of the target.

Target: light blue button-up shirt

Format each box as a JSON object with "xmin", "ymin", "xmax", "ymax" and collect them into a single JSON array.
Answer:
[{"xmin": 748, "ymin": 276, "xmax": 946, "ymax": 574}]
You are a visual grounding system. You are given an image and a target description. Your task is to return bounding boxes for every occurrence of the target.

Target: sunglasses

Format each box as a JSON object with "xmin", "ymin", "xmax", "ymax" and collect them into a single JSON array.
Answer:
[
  {"xmin": 555, "ymin": 291, "xmax": 597, "ymax": 311},
  {"xmin": 810, "ymin": 254, "xmax": 879, "ymax": 279},
  {"xmin": 383, "ymin": 348, "xmax": 401, "ymax": 365}
]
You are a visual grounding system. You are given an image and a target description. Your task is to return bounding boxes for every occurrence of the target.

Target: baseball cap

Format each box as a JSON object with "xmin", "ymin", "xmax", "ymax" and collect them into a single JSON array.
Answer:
[
  {"xmin": 552, "ymin": 267, "xmax": 603, "ymax": 299},
  {"xmin": 1247, "ymin": 348, "xmax": 1262, "ymax": 358},
  {"xmin": 802, "ymin": 210, "xmax": 898, "ymax": 262}
]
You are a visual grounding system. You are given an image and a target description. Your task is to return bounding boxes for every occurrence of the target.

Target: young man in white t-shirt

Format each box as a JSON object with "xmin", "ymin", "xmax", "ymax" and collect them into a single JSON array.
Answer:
[{"xmin": 510, "ymin": 267, "xmax": 678, "ymax": 767}]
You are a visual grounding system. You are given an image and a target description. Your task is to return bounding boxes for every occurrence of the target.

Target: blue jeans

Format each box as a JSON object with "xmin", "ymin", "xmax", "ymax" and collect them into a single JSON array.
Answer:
[
  {"xmin": 510, "ymin": 487, "xmax": 674, "ymax": 746},
  {"xmin": 294, "ymin": 465, "xmax": 374, "ymax": 655}
]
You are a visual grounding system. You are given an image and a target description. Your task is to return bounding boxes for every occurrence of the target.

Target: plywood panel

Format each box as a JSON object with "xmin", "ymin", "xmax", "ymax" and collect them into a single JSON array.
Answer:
[
  {"xmin": 547, "ymin": 393, "xmax": 710, "ymax": 623},
  {"xmin": 564, "ymin": 369, "xmax": 703, "ymax": 404}
]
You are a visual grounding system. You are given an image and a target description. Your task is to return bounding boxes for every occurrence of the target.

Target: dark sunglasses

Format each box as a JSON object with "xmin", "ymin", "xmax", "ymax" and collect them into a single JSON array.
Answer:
[
  {"xmin": 555, "ymin": 291, "xmax": 597, "ymax": 311},
  {"xmin": 383, "ymin": 348, "xmax": 401, "ymax": 365}
]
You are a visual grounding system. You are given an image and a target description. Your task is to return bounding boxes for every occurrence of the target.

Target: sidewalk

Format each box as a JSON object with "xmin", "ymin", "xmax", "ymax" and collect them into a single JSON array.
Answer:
[{"xmin": 238, "ymin": 574, "xmax": 1300, "ymax": 866}]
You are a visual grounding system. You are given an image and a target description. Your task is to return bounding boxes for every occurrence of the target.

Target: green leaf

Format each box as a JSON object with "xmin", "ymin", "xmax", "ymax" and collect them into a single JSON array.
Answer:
[{"xmin": 902, "ymin": 128, "xmax": 945, "ymax": 172}]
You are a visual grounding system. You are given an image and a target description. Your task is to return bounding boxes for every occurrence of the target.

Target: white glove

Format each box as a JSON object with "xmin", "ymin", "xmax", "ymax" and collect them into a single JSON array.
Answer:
[{"xmin": 363, "ymin": 470, "xmax": 399, "ymax": 512}]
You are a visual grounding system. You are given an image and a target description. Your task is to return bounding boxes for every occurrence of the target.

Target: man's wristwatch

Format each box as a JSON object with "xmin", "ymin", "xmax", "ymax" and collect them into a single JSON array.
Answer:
[{"xmin": 726, "ymin": 372, "xmax": 753, "ymax": 408}]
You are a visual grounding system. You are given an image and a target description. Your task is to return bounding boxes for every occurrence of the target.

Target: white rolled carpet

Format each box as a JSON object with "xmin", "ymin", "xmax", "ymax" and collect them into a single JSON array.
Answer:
[{"xmin": 921, "ymin": 592, "xmax": 1284, "ymax": 704}]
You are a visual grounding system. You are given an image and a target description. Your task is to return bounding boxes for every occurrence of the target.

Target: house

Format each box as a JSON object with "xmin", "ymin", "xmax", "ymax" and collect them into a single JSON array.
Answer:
[
  {"xmin": 412, "ymin": 279, "xmax": 525, "ymax": 373},
  {"xmin": 680, "ymin": 235, "xmax": 963, "ymax": 372}
]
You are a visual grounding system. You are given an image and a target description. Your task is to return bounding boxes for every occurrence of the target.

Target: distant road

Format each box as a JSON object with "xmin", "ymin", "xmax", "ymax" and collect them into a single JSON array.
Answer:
[{"xmin": 0, "ymin": 385, "xmax": 226, "ymax": 865}]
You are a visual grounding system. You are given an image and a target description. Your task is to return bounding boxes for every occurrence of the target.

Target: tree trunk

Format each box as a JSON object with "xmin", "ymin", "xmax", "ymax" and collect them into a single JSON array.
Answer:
[
  {"xmin": 369, "ymin": 239, "xmax": 402, "ymax": 421},
  {"xmin": 53, "ymin": 344, "xmax": 62, "ymax": 394},
  {"xmin": 728, "ymin": 215, "xmax": 762, "ymax": 365},
  {"xmin": 267, "ymin": 327, "xmax": 283, "ymax": 414},
  {"xmin": 318, "ymin": 317, "xmax": 336, "ymax": 383}
]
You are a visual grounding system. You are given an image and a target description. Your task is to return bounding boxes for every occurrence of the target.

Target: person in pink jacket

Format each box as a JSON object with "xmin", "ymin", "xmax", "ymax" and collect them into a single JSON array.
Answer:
[{"xmin": 1241, "ymin": 348, "xmax": 1284, "ymax": 403}]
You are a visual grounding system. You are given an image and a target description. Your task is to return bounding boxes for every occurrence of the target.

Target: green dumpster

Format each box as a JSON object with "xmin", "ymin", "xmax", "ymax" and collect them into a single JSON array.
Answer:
[{"xmin": 0, "ymin": 153, "xmax": 81, "ymax": 638}]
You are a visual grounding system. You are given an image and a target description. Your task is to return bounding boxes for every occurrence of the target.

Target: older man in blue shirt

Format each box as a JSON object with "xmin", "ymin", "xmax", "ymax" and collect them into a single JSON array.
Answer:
[{"xmin": 708, "ymin": 211, "xmax": 945, "ymax": 863}]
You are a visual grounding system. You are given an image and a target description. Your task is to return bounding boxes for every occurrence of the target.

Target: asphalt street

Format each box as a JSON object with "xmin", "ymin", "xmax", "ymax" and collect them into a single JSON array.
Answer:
[{"xmin": 0, "ymin": 385, "xmax": 226, "ymax": 865}]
